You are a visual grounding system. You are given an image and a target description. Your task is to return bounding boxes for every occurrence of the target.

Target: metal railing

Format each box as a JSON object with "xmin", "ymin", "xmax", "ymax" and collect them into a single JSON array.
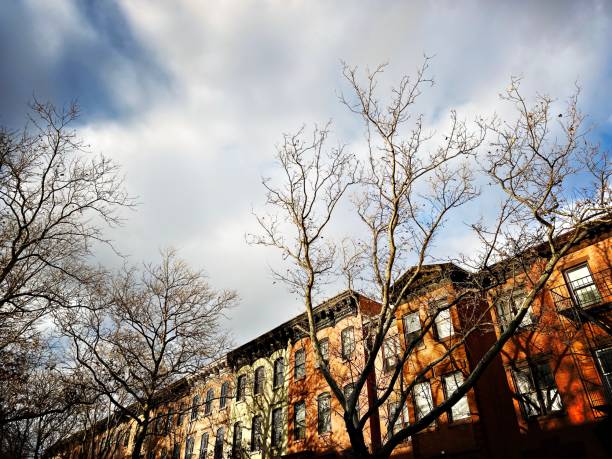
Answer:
[{"xmin": 550, "ymin": 267, "xmax": 612, "ymax": 311}]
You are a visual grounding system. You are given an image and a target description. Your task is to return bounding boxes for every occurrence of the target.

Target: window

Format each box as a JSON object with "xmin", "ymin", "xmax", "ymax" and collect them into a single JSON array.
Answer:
[
  {"xmin": 172, "ymin": 444, "xmax": 180, "ymax": 459},
  {"xmin": 382, "ymin": 334, "xmax": 400, "ymax": 371},
  {"xmin": 185, "ymin": 436, "xmax": 195, "ymax": 459},
  {"xmin": 177, "ymin": 403, "xmax": 185, "ymax": 425},
  {"xmin": 205, "ymin": 389, "xmax": 214, "ymax": 415},
  {"xmin": 199, "ymin": 433, "xmax": 209, "ymax": 459},
  {"xmin": 232, "ymin": 422, "xmax": 242, "ymax": 459},
  {"xmin": 434, "ymin": 304, "xmax": 454, "ymax": 340},
  {"xmin": 254, "ymin": 366, "xmax": 265, "ymax": 395},
  {"xmin": 341, "ymin": 326, "xmax": 356, "ymax": 359},
  {"xmin": 294, "ymin": 349, "xmax": 305, "ymax": 380},
  {"xmin": 123, "ymin": 428, "xmax": 130, "ymax": 447},
  {"xmin": 251, "ymin": 416, "xmax": 262, "ymax": 452},
  {"xmin": 271, "ymin": 407, "xmax": 283, "ymax": 447},
  {"xmin": 165, "ymin": 409, "xmax": 174, "ymax": 434},
  {"xmin": 161, "ymin": 448, "xmax": 168, "ymax": 459},
  {"xmin": 387, "ymin": 401, "xmax": 409, "ymax": 436},
  {"xmin": 315, "ymin": 338, "xmax": 329, "ymax": 368},
  {"xmin": 220, "ymin": 382, "xmax": 229, "ymax": 409},
  {"xmin": 443, "ymin": 372, "xmax": 470, "ymax": 421},
  {"xmin": 343, "ymin": 383, "xmax": 359, "ymax": 414},
  {"xmin": 413, "ymin": 381, "xmax": 434, "ymax": 422},
  {"xmin": 512, "ymin": 361, "xmax": 563, "ymax": 417},
  {"xmin": 565, "ymin": 264, "xmax": 601, "ymax": 307},
  {"xmin": 496, "ymin": 290, "xmax": 533, "ymax": 331},
  {"xmin": 403, "ymin": 312, "xmax": 422, "ymax": 347},
  {"xmin": 214, "ymin": 427, "xmax": 225, "ymax": 459},
  {"xmin": 596, "ymin": 347, "xmax": 612, "ymax": 403},
  {"xmin": 148, "ymin": 451, "xmax": 155, "ymax": 459},
  {"xmin": 236, "ymin": 375, "xmax": 246, "ymax": 401},
  {"xmin": 294, "ymin": 401, "xmax": 306, "ymax": 440},
  {"xmin": 317, "ymin": 393, "xmax": 331, "ymax": 434},
  {"xmin": 273, "ymin": 357, "xmax": 285, "ymax": 388},
  {"xmin": 191, "ymin": 395, "xmax": 200, "ymax": 421}
]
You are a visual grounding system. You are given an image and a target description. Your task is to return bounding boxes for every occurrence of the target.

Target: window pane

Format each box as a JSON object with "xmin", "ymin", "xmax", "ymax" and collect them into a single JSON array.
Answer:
[
  {"xmin": 185, "ymin": 436, "xmax": 194, "ymax": 459},
  {"xmin": 317, "ymin": 393, "xmax": 331, "ymax": 434},
  {"xmin": 214, "ymin": 428, "xmax": 224, "ymax": 459},
  {"xmin": 403, "ymin": 312, "xmax": 421, "ymax": 346},
  {"xmin": 413, "ymin": 382, "xmax": 434, "ymax": 422},
  {"xmin": 435, "ymin": 307, "xmax": 453, "ymax": 339},
  {"xmin": 443, "ymin": 372, "xmax": 470, "ymax": 421},
  {"xmin": 272, "ymin": 408, "xmax": 283, "ymax": 447},
  {"xmin": 383, "ymin": 335, "xmax": 400, "ymax": 370},
  {"xmin": 191, "ymin": 395, "xmax": 200, "ymax": 420},
  {"xmin": 295, "ymin": 349, "xmax": 305, "ymax": 379},
  {"xmin": 341, "ymin": 327, "xmax": 355, "ymax": 359},
  {"xmin": 205, "ymin": 389, "xmax": 214, "ymax": 415},
  {"xmin": 199, "ymin": 433, "xmax": 209, "ymax": 459},
  {"xmin": 237, "ymin": 375, "xmax": 246, "ymax": 401},
  {"xmin": 294, "ymin": 401, "xmax": 306, "ymax": 440},
  {"xmin": 316, "ymin": 339, "xmax": 329, "ymax": 368},
  {"xmin": 254, "ymin": 366, "xmax": 265, "ymax": 395},
  {"xmin": 232, "ymin": 423, "xmax": 242, "ymax": 459},
  {"xmin": 220, "ymin": 382, "xmax": 229, "ymax": 408},
  {"xmin": 273, "ymin": 358, "xmax": 284, "ymax": 388},
  {"xmin": 251, "ymin": 416, "xmax": 262, "ymax": 452}
]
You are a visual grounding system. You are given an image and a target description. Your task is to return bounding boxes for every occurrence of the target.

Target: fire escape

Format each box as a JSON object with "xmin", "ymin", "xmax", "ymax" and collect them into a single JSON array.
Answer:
[{"xmin": 550, "ymin": 267, "xmax": 612, "ymax": 416}]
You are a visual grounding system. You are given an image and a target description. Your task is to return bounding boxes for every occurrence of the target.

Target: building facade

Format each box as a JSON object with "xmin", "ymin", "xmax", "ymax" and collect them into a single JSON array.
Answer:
[{"xmin": 47, "ymin": 227, "xmax": 612, "ymax": 459}]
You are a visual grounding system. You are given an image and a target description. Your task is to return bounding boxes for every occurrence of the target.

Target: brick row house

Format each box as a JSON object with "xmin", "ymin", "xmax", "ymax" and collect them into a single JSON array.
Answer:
[{"xmin": 47, "ymin": 225, "xmax": 612, "ymax": 459}]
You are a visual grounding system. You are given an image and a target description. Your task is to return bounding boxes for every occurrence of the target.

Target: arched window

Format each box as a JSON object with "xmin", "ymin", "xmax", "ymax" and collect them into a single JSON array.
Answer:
[
  {"xmin": 254, "ymin": 366, "xmax": 265, "ymax": 395},
  {"xmin": 214, "ymin": 427, "xmax": 225, "ymax": 459},
  {"xmin": 191, "ymin": 394, "xmax": 200, "ymax": 421},
  {"xmin": 205, "ymin": 388, "xmax": 214, "ymax": 415},
  {"xmin": 273, "ymin": 357, "xmax": 284, "ymax": 388},
  {"xmin": 250, "ymin": 416, "xmax": 262, "ymax": 452},
  {"xmin": 232, "ymin": 422, "xmax": 242, "ymax": 458},
  {"xmin": 220, "ymin": 381, "xmax": 230, "ymax": 408}
]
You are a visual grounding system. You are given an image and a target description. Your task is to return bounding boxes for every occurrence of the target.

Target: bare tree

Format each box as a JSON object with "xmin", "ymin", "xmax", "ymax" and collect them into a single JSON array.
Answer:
[
  {"xmin": 252, "ymin": 60, "xmax": 611, "ymax": 459},
  {"xmin": 0, "ymin": 100, "xmax": 131, "ymax": 352},
  {"xmin": 57, "ymin": 249, "xmax": 237, "ymax": 459}
]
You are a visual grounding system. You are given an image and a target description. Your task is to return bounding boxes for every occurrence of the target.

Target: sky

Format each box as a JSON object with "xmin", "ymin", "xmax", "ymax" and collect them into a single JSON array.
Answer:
[{"xmin": 1, "ymin": 0, "xmax": 611, "ymax": 346}]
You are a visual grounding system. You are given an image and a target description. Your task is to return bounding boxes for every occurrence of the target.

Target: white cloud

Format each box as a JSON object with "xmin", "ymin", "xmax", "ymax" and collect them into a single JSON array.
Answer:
[{"xmin": 69, "ymin": 0, "xmax": 612, "ymax": 344}]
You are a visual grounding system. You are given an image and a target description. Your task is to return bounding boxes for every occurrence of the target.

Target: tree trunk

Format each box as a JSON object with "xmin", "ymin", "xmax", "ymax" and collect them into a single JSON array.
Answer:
[{"xmin": 131, "ymin": 415, "xmax": 150, "ymax": 459}]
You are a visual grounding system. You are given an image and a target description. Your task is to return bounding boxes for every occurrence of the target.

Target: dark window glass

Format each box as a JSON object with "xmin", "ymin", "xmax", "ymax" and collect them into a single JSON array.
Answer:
[
  {"xmin": 317, "ymin": 393, "xmax": 331, "ymax": 434},
  {"xmin": 236, "ymin": 375, "xmax": 246, "ymax": 401},
  {"xmin": 596, "ymin": 347, "xmax": 612, "ymax": 403},
  {"xmin": 214, "ymin": 427, "xmax": 224, "ymax": 459},
  {"xmin": 199, "ymin": 433, "xmax": 209, "ymax": 459},
  {"xmin": 232, "ymin": 422, "xmax": 242, "ymax": 459},
  {"xmin": 123, "ymin": 428, "xmax": 130, "ymax": 447},
  {"xmin": 165, "ymin": 409, "xmax": 174, "ymax": 434},
  {"xmin": 191, "ymin": 395, "xmax": 200, "ymax": 421},
  {"xmin": 343, "ymin": 383, "xmax": 359, "ymax": 413},
  {"xmin": 251, "ymin": 416, "xmax": 262, "ymax": 452},
  {"xmin": 254, "ymin": 366, "xmax": 265, "ymax": 395},
  {"xmin": 341, "ymin": 327, "xmax": 355, "ymax": 359},
  {"xmin": 185, "ymin": 436, "xmax": 194, "ymax": 459},
  {"xmin": 512, "ymin": 361, "xmax": 563, "ymax": 417},
  {"xmin": 205, "ymin": 389, "xmax": 214, "ymax": 415},
  {"xmin": 273, "ymin": 358, "xmax": 285, "ymax": 388},
  {"xmin": 294, "ymin": 401, "xmax": 306, "ymax": 440},
  {"xmin": 172, "ymin": 444, "xmax": 180, "ymax": 459},
  {"xmin": 177, "ymin": 403, "xmax": 185, "ymax": 425},
  {"xmin": 315, "ymin": 338, "xmax": 329, "ymax": 368},
  {"xmin": 271, "ymin": 408, "xmax": 283, "ymax": 447},
  {"xmin": 294, "ymin": 349, "xmax": 305, "ymax": 380},
  {"xmin": 496, "ymin": 290, "xmax": 533, "ymax": 331},
  {"xmin": 220, "ymin": 382, "xmax": 229, "ymax": 409}
]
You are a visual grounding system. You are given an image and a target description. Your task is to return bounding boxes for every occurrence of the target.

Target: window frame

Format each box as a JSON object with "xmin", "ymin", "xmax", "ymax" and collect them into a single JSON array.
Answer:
[
  {"xmin": 213, "ymin": 427, "xmax": 225, "ymax": 459},
  {"xmin": 564, "ymin": 263, "xmax": 602, "ymax": 307},
  {"xmin": 220, "ymin": 381, "xmax": 229, "ymax": 409},
  {"xmin": 315, "ymin": 338, "xmax": 329, "ymax": 368},
  {"xmin": 341, "ymin": 326, "xmax": 356, "ymax": 360},
  {"xmin": 293, "ymin": 401, "xmax": 306, "ymax": 441},
  {"xmin": 412, "ymin": 381, "xmax": 434, "ymax": 424},
  {"xmin": 191, "ymin": 395, "xmax": 200, "ymax": 421},
  {"xmin": 231, "ymin": 422, "xmax": 242, "ymax": 459},
  {"xmin": 236, "ymin": 375, "xmax": 247, "ymax": 402},
  {"xmin": 205, "ymin": 388, "xmax": 214, "ymax": 415},
  {"xmin": 254, "ymin": 366, "xmax": 265, "ymax": 396},
  {"xmin": 185, "ymin": 436, "xmax": 195, "ymax": 459},
  {"xmin": 317, "ymin": 392, "xmax": 332, "ymax": 434},
  {"xmin": 251, "ymin": 415, "xmax": 262, "ymax": 452},
  {"xmin": 271, "ymin": 407, "xmax": 283, "ymax": 447},
  {"xmin": 433, "ymin": 303, "xmax": 454, "ymax": 340},
  {"xmin": 595, "ymin": 346, "xmax": 612, "ymax": 404},
  {"xmin": 294, "ymin": 349, "xmax": 306, "ymax": 380},
  {"xmin": 273, "ymin": 357, "xmax": 285, "ymax": 388},
  {"xmin": 495, "ymin": 289, "xmax": 534, "ymax": 331},
  {"xmin": 442, "ymin": 371, "xmax": 471, "ymax": 422},
  {"xmin": 511, "ymin": 360, "xmax": 563, "ymax": 418},
  {"xmin": 199, "ymin": 433, "xmax": 209, "ymax": 459},
  {"xmin": 402, "ymin": 311, "xmax": 422, "ymax": 348}
]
